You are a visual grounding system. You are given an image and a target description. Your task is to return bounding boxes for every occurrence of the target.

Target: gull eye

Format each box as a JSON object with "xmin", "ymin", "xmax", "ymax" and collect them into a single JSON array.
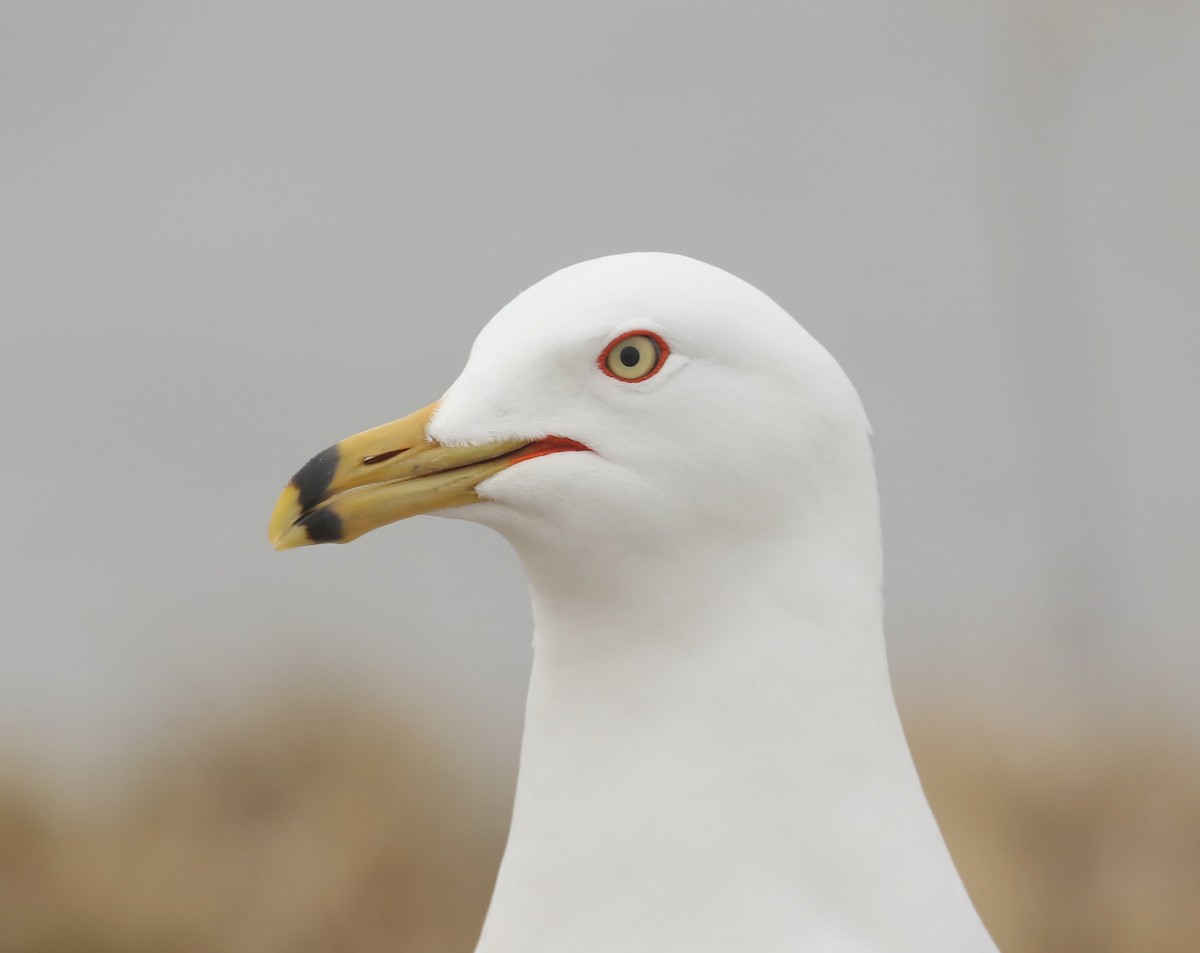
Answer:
[{"xmin": 600, "ymin": 331, "xmax": 669, "ymax": 382}]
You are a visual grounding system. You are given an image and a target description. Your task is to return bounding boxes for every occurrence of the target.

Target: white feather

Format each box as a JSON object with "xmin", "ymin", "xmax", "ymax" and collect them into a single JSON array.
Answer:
[{"xmin": 430, "ymin": 253, "xmax": 998, "ymax": 953}]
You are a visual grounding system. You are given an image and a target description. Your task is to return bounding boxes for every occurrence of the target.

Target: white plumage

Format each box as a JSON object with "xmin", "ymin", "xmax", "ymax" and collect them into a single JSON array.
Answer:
[
  {"xmin": 276, "ymin": 252, "xmax": 1000, "ymax": 952},
  {"xmin": 433, "ymin": 254, "xmax": 997, "ymax": 952}
]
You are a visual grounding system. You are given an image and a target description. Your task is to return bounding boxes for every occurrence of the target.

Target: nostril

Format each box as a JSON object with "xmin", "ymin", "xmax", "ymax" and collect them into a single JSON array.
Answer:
[{"xmin": 363, "ymin": 448, "xmax": 407, "ymax": 466}]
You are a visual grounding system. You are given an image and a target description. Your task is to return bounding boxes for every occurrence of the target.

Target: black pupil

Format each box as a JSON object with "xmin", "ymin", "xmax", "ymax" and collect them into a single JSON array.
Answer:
[{"xmin": 619, "ymin": 344, "xmax": 642, "ymax": 368}]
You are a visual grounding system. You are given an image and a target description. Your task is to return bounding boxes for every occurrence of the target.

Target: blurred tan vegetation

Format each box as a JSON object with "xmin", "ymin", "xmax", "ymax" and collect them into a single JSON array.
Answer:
[
  {"xmin": 908, "ymin": 708, "xmax": 1200, "ymax": 953},
  {"xmin": 0, "ymin": 691, "xmax": 505, "ymax": 953},
  {"xmin": 1, "ymin": 689, "xmax": 1197, "ymax": 953}
]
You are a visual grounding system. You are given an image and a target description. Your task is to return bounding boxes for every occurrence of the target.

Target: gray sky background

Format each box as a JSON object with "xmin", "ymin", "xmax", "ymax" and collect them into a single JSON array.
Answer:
[{"xmin": 2, "ymin": 1, "xmax": 1197, "ymax": 773}]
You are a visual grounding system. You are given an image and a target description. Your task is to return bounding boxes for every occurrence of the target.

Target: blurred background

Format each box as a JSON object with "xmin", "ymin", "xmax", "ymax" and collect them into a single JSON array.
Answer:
[{"xmin": 2, "ymin": 2, "xmax": 1197, "ymax": 951}]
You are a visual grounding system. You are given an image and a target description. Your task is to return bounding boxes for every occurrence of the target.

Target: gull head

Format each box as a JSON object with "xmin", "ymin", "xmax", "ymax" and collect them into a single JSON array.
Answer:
[{"xmin": 269, "ymin": 253, "xmax": 872, "ymax": 568}]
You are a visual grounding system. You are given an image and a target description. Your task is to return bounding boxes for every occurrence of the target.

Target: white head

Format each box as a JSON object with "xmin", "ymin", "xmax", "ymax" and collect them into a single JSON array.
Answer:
[
  {"xmin": 271, "ymin": 252, "xmax": 878, "ymax": 618},
  {"xmin": 431, "ymin": 254, "xmax": 874, "ymax": 574}
]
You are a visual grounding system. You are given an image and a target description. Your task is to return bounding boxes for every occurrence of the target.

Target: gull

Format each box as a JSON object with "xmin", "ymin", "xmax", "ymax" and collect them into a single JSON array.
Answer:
[{"xmin": 269, "ymin": 253, "xmax": 1000, "ymax": 952}]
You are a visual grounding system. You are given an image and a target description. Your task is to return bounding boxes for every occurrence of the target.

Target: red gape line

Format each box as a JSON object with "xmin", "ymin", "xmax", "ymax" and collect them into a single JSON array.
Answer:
[{"xmin": 510, "ymin": 436, "xmax": 592, "ymax": 465}]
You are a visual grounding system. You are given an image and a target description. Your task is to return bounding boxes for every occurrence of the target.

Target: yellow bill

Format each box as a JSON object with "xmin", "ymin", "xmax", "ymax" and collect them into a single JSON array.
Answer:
[{"xmin": 268, "ymin": 401, "xmax": 531, "ymax": 550}]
